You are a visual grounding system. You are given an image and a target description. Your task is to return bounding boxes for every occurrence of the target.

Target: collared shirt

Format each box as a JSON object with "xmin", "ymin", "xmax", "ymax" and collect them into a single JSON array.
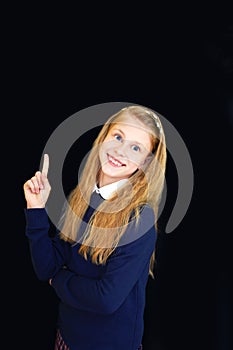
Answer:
[{"xmin": 93, "ymin": 179, "xmax": 128, "ymax": 200}]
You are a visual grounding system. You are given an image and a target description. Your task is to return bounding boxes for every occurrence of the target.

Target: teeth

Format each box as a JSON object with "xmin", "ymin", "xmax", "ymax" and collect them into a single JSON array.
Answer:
[{"xmin": 108, "ymin": 155, "xmax": 123, "ymax": 167}]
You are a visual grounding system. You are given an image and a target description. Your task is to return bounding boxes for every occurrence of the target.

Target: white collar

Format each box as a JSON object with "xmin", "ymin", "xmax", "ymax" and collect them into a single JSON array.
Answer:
[{"xmin": 93, "ymin": 179, "xmax": 128, "ymax": 200}]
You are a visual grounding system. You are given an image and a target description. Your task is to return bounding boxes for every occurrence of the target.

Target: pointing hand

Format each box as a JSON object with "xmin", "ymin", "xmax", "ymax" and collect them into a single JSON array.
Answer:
[{"xmin": 23, "ymin": 154, "xmax": 51, "ymax": 208}]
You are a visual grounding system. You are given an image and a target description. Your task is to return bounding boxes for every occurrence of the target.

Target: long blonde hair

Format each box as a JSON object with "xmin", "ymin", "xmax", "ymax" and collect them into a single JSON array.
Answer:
[{"xmin": 59, "ymin": 105, "xmax": 167, "ymax": 277}]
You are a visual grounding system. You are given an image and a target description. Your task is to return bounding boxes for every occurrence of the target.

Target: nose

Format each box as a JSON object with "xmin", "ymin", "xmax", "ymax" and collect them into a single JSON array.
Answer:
[{"xmin": 114, "ymin": 140, "xmax": 128, "ymax": 157}]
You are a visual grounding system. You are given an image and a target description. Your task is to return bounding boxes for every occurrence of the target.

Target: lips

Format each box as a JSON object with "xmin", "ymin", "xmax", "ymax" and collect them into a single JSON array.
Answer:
[{"xmin": 107, "ymin": 154, "xmax": 126, "ymax": 167}]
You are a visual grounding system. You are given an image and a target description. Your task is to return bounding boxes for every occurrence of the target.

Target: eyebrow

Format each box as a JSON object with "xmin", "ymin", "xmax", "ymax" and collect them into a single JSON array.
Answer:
[{"xmin": 113, "ymin": 128, "xmax": 125, "ymax": 137}]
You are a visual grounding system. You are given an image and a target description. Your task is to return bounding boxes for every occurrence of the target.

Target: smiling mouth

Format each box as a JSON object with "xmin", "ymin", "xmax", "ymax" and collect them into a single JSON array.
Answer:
[{"xmin": 107, "ymin": 154, "xmax": 126, "ymax": 167}]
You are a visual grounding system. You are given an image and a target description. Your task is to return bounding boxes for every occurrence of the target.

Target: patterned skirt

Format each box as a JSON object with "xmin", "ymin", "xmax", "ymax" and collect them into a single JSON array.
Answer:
[
  {"xmin": 54, "ymin": 329, "xmax": 143, "ymax": 349},
  {"xmin": 54, "ymin": 329, "xmax": 70, "ymax": 350}
]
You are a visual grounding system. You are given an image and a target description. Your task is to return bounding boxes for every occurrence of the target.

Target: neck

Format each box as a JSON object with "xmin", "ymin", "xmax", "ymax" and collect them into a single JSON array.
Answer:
[{"xmin": 98, "ymin": 171, "xmax": 125, "ymax": 188}]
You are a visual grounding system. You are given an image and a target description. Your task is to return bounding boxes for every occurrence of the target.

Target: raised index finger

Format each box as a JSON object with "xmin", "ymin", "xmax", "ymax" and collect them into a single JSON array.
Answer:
[{"xmin": 41, "ymin": 153, "xmax": 49, "ymax": 176}]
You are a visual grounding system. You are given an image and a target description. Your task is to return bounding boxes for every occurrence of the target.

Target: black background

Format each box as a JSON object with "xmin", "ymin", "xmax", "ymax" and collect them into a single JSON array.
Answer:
[{"xmin": 4, "ymin": 4, "xmax": 233, "ymax": 350}]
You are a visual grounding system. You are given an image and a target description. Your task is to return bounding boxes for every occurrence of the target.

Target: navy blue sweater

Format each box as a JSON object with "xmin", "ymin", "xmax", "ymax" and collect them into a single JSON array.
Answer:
[{"xmin": 25, "ymin": 192, "xmax": 157, "ymax": 350}]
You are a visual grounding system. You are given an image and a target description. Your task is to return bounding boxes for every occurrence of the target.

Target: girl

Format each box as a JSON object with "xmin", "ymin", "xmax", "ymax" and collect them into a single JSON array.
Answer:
[{"xmin": 23, "ymin": 105, "xmax": 167, "ymax": 350}]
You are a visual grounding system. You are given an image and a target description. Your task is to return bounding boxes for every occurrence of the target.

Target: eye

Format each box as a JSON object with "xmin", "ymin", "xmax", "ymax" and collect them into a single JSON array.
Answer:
[
  {"xmin": 114, "ymin": 134, "xmax": 122, "ymax": 142},
  {"xmin": 131, "ymin": 145, "xmax": 140, "ymax": 152}
]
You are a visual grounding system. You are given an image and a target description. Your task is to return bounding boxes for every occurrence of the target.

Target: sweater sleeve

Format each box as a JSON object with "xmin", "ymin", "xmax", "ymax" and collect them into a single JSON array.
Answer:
[
  {"xmin": 24, "ymin": 208, "xmax": 66, "ymax": 281},
  {"xmin": 51, "ymin": 205, "xmax": 157, "ymax": 315}
]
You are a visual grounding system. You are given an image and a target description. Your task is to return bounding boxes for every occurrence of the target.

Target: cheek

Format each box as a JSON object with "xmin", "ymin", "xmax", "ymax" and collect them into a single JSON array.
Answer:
[
  {"xmin": 99, "ymin": 141, "xmax": 109, "ymax": 155},
  {"xmin": 99, "ymin": 142, "xmax": 112, "ymax": 163},
  {"xmin": 127, "ymin": 159, "xmax": 140, "ymax": 171},
  {"xmin": 100, "ymin": 139, "xmax": 117, "ymax": 153}
]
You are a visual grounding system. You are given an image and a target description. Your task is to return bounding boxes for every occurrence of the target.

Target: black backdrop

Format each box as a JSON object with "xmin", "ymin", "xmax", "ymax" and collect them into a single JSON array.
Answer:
[{"xmin": 5, "ymin": 5, "xmax": 233, "ymax": 350}]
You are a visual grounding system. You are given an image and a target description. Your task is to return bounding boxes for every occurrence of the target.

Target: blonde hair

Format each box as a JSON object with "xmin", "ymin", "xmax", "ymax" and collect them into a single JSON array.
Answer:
[{"xmin": 59, "ymin": 105, "xmax": 167, "ymax": 277}]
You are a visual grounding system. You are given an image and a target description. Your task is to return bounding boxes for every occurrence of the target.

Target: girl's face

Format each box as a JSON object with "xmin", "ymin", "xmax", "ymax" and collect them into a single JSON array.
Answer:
[{"xmin": 98, "ymin": 115, "xmax": 153, "ymax": 186}]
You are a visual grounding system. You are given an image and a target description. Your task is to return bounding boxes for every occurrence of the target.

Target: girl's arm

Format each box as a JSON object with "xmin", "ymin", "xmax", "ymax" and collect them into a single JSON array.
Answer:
[
  {"xmin": 25, "ymin": 208, "xmax": 66, "ymax": 281},
  {"xmin": 50, "ymin": 205, "xmax": 157, "ymax": 315}
]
